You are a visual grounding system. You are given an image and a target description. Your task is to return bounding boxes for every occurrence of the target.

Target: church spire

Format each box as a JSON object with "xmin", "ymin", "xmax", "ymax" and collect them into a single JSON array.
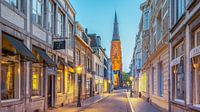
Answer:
[{"xmin": 112, "ymin": 11, "xmax": 120, "ymax": 41}]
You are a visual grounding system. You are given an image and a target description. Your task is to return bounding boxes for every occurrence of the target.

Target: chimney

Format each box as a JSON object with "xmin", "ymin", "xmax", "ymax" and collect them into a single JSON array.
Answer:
[{"xmin": 85, "ymin": 28, "xmax": 88, "ymax": 34}]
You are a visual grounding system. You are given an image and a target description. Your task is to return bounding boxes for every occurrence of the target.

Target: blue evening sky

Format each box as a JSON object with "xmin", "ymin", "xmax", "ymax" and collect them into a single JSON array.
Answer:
[{"xmin": 70, "ymin": 0, "xmax": 145, "ymax": 72}]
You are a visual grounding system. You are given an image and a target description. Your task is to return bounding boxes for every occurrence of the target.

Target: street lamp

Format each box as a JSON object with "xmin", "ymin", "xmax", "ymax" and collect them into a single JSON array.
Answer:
[
  {"xmin": 76, "ymin": 65, "xmax": 83, "ymax": 107},
  {"xmin": 129, "ymin": 76, "xmax": 133, "ymax": 97}
]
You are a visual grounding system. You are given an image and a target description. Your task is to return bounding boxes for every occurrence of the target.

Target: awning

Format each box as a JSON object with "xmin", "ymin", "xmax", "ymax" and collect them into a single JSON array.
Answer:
[
  {"xmin": 171, "ymin": 56, "xmax": 182, "ymax": 67},
  {"xmin": 58, "ymin": 59, "xmax": 68, "ymax": 67},
  {"xmin": 33, "ymin": 47, "xmax": 56, "ymax": 67},
  {"xmin": 190, "ymin": 45, "xmax": 200, "ymax": 58},
  {"xmin": 3, "ymin": 34, "xmax": 37, "ymax": 61},
  {"xmin": 68, "ymin": 61, "xmax": 74, "ymax": 73}
]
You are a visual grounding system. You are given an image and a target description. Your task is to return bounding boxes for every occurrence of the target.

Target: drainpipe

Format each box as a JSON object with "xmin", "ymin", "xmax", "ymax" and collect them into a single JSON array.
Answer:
[{"xmin": 168, "ymin": 0, "xmax": 171, "ymax": 111}]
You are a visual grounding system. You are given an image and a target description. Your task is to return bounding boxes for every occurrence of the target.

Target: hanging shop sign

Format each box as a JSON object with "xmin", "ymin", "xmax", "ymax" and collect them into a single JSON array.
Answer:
[
  {"xmin": 53, "ymin": 40, "xmax": 66, "ymax": 50},
  {"xmin": 47, "ymin": 67, "xmax": 57, "ymax": 75}
]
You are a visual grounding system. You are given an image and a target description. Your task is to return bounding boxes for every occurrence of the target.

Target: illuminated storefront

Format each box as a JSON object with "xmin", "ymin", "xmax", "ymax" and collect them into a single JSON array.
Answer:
[
  {"xmin": 139, "ymin": 72, "xmax": 146, "ymax": 92},
  {"xmin": 1, "ymin": 33, "xmax": 36, "ymax": 101}
]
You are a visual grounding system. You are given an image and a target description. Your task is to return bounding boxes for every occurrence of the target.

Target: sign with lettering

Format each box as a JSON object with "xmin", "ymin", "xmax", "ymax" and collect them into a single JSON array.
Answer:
[
  {"xmin": 53, "ymin": 40, "xmax": 66, "ymax": 50},
  {"xmin": 171, "ymin": 56, "xmax": 181, "ymax": 67},
  {"xmin": 190, "ymin": 45, "xmax": 200, "ymax": 58},
  {"xmin": 47, "ymin": 67, "xmax": 57, "ymax": 75}
]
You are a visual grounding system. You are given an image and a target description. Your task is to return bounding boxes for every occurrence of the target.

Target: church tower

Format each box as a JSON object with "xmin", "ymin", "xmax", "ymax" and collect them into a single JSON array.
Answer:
[{"xmin": 110, "ymin": 11, "xmax": 123, "ymax": 88}]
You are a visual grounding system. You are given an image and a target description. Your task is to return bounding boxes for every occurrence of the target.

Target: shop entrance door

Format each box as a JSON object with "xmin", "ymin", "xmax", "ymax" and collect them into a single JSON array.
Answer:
[{"xmin": 48, "ymin": 75, "xmax": 55, "ymax": 108}]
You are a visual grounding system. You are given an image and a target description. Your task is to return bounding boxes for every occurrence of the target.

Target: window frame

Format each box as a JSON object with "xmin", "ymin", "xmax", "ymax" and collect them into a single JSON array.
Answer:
[
  {"xmin": 158, "ymin": 62, "xmax": 163, "ymax": 97},
  {"xmin": 47, "ymin": 0, "xmax": 55, "ymax": 33},
  {"xmin": 57, "ymin": 9, "xmax": 64, "ymax": 36},
  {"xmin": 192, "ymin": 28, "xmax": 200, "ymax": 106},
  {"xmin": 31, "ymin": 62, "xmax": 43, "ymax": 96},
  {"xmin": 151, "ymin": 67, "xmax": 155, "ymax": 94},
  {"xmin": 173, "ymin": 41, "xmax": 185, "ymax": 101},
  {"xmin": 32, "ymin": 0, "xmax": 43, "ymax": 26},
  {"xmin": 1, "ymin": 54, "xmax": 21, "ymax": 101}
]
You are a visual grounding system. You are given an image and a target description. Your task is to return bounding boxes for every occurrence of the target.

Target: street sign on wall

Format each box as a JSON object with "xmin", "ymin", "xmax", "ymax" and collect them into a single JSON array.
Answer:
[{"xmin": 53, "ymin": 40, "xmax": 66, "ymax": 50}]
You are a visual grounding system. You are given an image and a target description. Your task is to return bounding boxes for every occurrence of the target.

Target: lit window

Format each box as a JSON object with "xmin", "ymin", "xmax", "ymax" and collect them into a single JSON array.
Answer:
[
  {"xmin": 57, "ymin": 61, "xmax": 64, "ymax": 93},
  {"xmin": 32, "ymin": 48, "xmax": 43, "ymax": 96},
  {"xmin": 1, "ymin": 36, "xmax": 20, "ymax": 100},
  {"xmin": 192, "ymin": 28, "xmax": 200, "ymax": 105},
  {"xmin": 1, "ymin": 57, "xmax": 20, "ymax": 100},
  {"xmin": 32, "ymin": 0, "xmax": 43, "ymax": 25}
]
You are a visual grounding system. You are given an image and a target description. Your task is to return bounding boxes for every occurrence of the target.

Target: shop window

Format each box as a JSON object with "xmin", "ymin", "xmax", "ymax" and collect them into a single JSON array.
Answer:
[
  {"xmin": 67, "ymin": 72, "xmax": 73, "ymax": 93},
  {"xmin": 32, "ymin": 48, "xmax": 43, "ymax": 96},
  {"xmin": 32, "ymin": 0, "xmax": 43, "ymax": 25},
  {"xmin": 1, "ymin": 56, "xmax": 20, "ymax": 100},
  {"xmin": 57, "ymin": 73, "xmax": 61, "ymax": 93},
  {"xmin": 57, "ymin": 61, "xmax": 64, "ymax": 93},
  {"xmin": 191, "ymin": 28, "xmax": 200, "ymax": 105},
  {"xmin": 1, "ymin": 37, "xmax": 20, "ymax": 100},
  {"xmin": 173, "ymin": 42, "xmax": 185, "ymax": 101}
]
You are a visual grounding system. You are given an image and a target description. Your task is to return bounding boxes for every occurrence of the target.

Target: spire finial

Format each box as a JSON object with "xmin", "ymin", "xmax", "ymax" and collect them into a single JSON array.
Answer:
[{"xmin": 112, "ymin": 11, "xmax": 120, "ymax": 41}]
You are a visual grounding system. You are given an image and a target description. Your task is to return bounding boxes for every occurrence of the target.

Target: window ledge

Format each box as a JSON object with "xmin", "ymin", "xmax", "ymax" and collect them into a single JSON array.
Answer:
[
  {"xmin": 171, "ymin": 99, "xmax": 185, "ymax": 106},
  {"xmin": 189, "ymin": 104, "xmax": 200, "ymax": 111},
  {"xmin": 31, "ymin": 96, "xmax": 45, "ymax": 102},
  {"xmin": 186, "ymin": 0, "xmax": 198, "ymax": 10},
  {"xmin": 170, "ymin": 13, "xmax": 186, "ymax": 33},
  {"xmin": 57, "ymin": 93, "xmax": 64, "ymax": 96},
  {"xmin": 1, "ymin": 99, "xmax": 22, "ymax": 107},
  {"xmin": 2, "ymin": 1, "xmax": 26, "ymax": 19}
]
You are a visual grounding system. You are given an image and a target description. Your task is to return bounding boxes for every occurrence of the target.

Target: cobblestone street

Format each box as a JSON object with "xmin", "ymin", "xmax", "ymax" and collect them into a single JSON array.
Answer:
[
  {"xmin": 48, "ymin": 89, "xmax": 160, "ymax": 112},
  {"xmin": 127, "ymin": 92, "xmax": 160, "ymax": 112}
]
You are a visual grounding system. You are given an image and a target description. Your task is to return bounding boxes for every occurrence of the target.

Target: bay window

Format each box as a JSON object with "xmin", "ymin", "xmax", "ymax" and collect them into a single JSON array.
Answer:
[
  {"xmin": 57, "ymin": 10, "xmax": 64, "ymax": 36},
  {"xmin": 32, "ymin": 0, "xmax": 43, "ymax": 25}
]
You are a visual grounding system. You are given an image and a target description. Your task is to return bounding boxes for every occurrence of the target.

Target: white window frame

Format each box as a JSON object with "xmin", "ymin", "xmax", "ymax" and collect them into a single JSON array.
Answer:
[
  {"xmin": 32, "ymin": 0, "xmax": 43, "ymax": 25},
  {"xmin": 57, "ymin": 9, "xmax": 64, "ymax": 36},
  {"xmin": 47, "ymin": 0, "xmax": 54, "ymax": 33}
]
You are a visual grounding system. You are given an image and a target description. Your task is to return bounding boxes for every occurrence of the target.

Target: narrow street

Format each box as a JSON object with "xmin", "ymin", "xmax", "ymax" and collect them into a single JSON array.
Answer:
[{"xmin": 80, "ymin": 89, "xmax": 131, "ymax": 112}]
